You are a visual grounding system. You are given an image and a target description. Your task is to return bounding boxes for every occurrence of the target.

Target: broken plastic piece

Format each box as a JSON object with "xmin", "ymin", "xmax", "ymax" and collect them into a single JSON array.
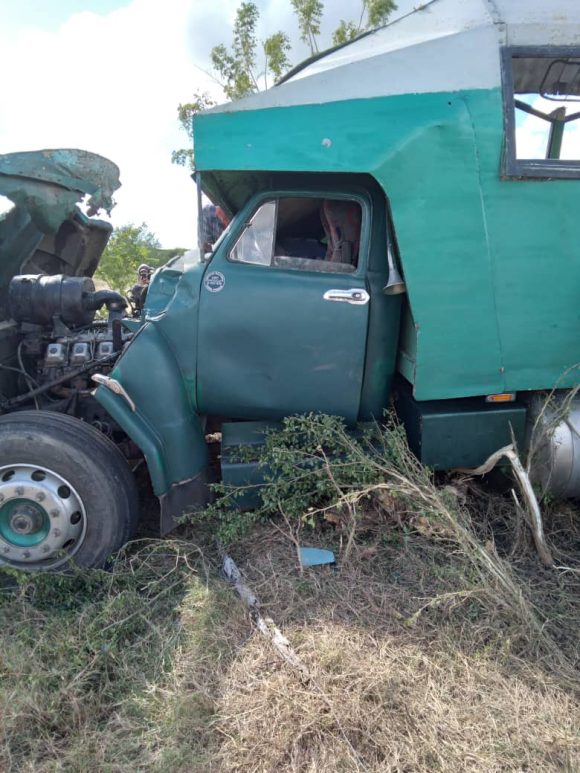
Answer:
[{"xmin": 299, "ymin": 547, "xmax": 336, "ymax": 567}]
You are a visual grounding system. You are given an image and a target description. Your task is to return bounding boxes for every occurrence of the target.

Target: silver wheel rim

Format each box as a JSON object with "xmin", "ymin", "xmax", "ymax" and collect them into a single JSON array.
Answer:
[{"xmin": 0, "ymin": 463, "xmax": 87, "ymax": 570}]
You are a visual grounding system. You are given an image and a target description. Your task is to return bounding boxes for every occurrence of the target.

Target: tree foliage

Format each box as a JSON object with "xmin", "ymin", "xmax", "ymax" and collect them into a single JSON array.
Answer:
[
  {"xmin": 173, "ymin": 0, "xmax": 398, "ymax": 168},
  {"xmin": 212, "ymin": 2, "xmax": 291, "ymax": 100},
  {"xmin": 333, "ymin": 0, "xmax": 398, "ymax": 45},
  {"xmin": 210, "ymin": 0, "xmax": 398, "ymax": 101},
  {"xmin": 95, "ymin": 223, "xmax": 181, "ymax": 294},
  {"xmin": 291, "ymin": 0, "xmax": 324, "ymax": 55},
  {"xmin": 366, "ymin": 0, "xmax": 398, "ymax": 27},
  {"xmin": 263, "ymin": 31, "xmax": 292, "ymax": 82},
  {"xmin": 171, "ymin": 92, "xmax": 216, "ymax": 168}
]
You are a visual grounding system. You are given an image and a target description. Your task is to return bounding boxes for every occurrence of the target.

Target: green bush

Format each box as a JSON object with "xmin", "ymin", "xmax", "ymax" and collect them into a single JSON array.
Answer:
[{"xmin": 197, "ymin": 413, "xmax": 433, "ymax": 544}]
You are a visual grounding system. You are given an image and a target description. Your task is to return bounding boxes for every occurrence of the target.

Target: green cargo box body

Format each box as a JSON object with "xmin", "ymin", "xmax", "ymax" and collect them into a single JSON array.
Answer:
[{"xmin": 194, "ymin": 0, "xmax": 580, "ymax": 402}]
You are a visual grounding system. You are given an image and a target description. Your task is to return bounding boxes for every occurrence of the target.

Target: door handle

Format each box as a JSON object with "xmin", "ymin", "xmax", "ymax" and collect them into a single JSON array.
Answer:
[{"xmin": 323, "ymin": 288, "xmax": 370, "ymax": 305}]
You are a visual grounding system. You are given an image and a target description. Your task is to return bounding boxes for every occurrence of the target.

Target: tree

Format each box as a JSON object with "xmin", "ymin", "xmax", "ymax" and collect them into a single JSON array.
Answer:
[
  {"xmin": 171, "ymin": 92, "xmax": 216, "ymax": 169},
  {"xmin": 173, "ymin": 0, "xmax": 398, "ymax": 168},
  {"xmin": 291, "ymin": 0, "xmax": 324, "ymax": 55},
  {"xmin": 211, "ymin": 2, "xmax": 292, "ymax": 100},
  {"xmin": 333, "ymin": 0, "xmax": 398, "ymax": 45},
  {"xmin": 172, "ymin": 3, "xmax": 291, "ymax": 168},
  {"xmin": 211, "ymin": 0, "xmax": 398, "ymax": 98},
  {"xmin": 95, "ymin": 223, "xmax": 180, "ymax": 294}
]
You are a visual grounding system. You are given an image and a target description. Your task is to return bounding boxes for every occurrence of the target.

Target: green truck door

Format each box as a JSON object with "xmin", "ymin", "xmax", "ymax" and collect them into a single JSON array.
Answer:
[{"xmin": 196, "ymin": 196, "xmax": 370, "ymax": 423}]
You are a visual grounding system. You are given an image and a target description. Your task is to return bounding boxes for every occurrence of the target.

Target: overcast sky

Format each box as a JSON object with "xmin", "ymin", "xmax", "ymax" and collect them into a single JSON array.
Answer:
[{"xmin": 0, "ymin": 0, "xmax": 369, "ymax": 248}]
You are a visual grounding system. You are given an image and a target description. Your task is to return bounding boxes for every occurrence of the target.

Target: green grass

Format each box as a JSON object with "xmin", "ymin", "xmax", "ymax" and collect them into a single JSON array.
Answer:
[{"xmin": 0, "ymin": 540, "xmax": 239, "ymax": 771}]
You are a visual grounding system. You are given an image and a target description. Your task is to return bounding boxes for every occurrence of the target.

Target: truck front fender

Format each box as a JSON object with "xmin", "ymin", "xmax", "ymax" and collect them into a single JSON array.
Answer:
[{"xmin": 94, "ymin": 321, "xmax": 209, "ymax": 533}]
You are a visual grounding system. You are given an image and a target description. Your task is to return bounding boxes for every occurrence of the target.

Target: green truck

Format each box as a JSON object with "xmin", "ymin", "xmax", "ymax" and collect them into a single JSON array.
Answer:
[{"xmin": 0, "ymin": 0, "xmax": 579, "ymax": 570}]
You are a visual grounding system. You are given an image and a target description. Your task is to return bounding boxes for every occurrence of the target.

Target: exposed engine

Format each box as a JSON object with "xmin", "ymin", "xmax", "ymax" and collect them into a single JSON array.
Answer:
[
  {"xmin": 8, "ymin": 274, "xmax": 126, "ymax": 327},
  {"xmin": 3, "ymin": 274, "xmax": 132, "ymax": 429},
  {"xmin": 0, "ymin": 149, "xmax": 159, "ymax": 570}
]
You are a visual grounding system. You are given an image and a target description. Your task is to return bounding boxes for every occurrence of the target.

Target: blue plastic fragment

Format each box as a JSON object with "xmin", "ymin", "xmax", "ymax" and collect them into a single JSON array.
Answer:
[{"xmin": 299, "ymin": 547, "xmax": 336, "ymax": 567}]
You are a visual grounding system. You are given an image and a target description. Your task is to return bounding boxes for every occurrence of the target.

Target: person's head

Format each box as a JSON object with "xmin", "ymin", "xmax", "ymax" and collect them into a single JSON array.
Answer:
[{"xmin": 138, "ymin": 264, "xmax": 153, "ymax": 285}]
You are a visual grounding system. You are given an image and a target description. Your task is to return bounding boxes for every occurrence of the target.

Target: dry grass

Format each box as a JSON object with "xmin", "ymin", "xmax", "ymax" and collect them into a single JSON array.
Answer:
[
  {"xmin": 218, "ymin": 624, "xmax": 579, "ymax": 771},
  {"xmin": 1, "ymin": 458, "xmax": 579, "ymax": 770},
  {"xmin": 215, "ymin": 510, "xmax": 580, "ymax": 772}
]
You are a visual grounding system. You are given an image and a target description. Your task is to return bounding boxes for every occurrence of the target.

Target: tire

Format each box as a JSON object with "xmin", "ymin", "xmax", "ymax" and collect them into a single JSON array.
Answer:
[{"xmin": 0, "ymin": 411, "xmax": 139, "ymax": 571}]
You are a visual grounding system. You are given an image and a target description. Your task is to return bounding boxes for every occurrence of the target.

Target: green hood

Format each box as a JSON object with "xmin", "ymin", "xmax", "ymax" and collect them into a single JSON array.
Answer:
[{"xmin": 0, "ymin": 149, "xmax": 121, "ymax": 313}]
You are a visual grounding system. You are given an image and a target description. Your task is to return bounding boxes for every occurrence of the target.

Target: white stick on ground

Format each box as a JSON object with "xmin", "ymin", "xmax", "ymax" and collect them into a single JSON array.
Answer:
[
  {"xmin": 220, "ymin": 547, "xmax": 310, "ymax": 678},
  {"xmin": 460, "ymin": 444, "xmax": 554, "ymax": 567},
  {"xmin": 220, "ymin": 546, "xmax": 368, "ymax": 769}
]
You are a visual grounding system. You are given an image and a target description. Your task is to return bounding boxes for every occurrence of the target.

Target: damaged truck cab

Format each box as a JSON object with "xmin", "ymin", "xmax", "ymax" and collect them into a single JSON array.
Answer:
[{"xmin": 1, "ymin": 0, "xmax": 580, "ymax": 570}]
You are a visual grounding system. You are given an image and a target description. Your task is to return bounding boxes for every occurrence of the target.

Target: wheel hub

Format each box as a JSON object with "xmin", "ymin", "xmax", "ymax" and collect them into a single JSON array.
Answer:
[
  {"xmin": 0, "ymin": 465, "xmax": 86, "ymax": 568},
  {"xmin": 9, "ymin": 503, "xmax": 46, "ymax": 535}
]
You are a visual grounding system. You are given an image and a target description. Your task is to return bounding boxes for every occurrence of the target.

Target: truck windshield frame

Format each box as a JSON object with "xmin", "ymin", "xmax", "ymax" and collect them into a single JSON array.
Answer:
[{"xmin": 501, "ymin": 45, "xmax": 580, "ymax": 179}]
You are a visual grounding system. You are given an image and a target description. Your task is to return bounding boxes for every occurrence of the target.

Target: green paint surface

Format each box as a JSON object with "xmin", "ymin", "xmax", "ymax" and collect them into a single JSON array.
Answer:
[
  {"xmin": 195, "ymin": 89, "xmax": 580, "ymax": 400},
  {"xmin": 100, "ymin": 84, "xmax": 580, "ymax": 494},
  {"xmin": 198, "ymin": 251, "xmax": 369, "ymax": 423},
  {"xmin": 396, "ymin": 386, "xmax": 527, "ymax": 468},
  {"xmin": 196, "ymin": 180, "xmax": 401, "ymax": 423},
  {"xmin": 96, "ymin": 259, "xmax": 209, "ymax": 495},
  {"xmin": 0, "ymin": 499, "xmax": 49, "ymax": 547}
]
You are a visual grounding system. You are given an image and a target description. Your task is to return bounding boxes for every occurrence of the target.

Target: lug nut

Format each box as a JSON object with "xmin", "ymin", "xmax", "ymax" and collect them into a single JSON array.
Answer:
[
  {"xmin": 42, "ymin": 545, "xmax": 50, "ymax": 553},
  {"xmin": 3, "ymin": 546, "xmax": 10, "ymax": 553},
  {"xmin": 50, "ymin": 509, "xmax": 60, "ymax": 518},
  {"xmin": 15, "ymin": 487, "xmax": 24, "ymax": 496},
  {"xmin": 0, "ymin": 494, "xmax": 5, "ymax": 503},
  {"xmin": 22, "ymin": 551, "xmax": 30, "ymax": 558},
  {"xmin": 52, "ymin": 528, "xmax": 61, "ymax": 537},
  {"xmin": 36, "ymin": 493, "xmax": 46, "ymax": 502}
]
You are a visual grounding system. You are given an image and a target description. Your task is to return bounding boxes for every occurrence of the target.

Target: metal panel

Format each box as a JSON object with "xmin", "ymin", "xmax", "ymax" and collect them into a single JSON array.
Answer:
[
  {"xmin": 221, "ymin": 421, "xmax": 277, "ymax": 509},
  {"xmin": 196, "ymin": 83, "xmax": 580, "ymax": 401},
  {"xmin": 204, "ymin": 0, "xmax": 580, "ymax": 114},
  {"xmin": 395, "ymin": 384, "xmax": 527, "ymax": 469},
  {"xmin": 203, "ymin": 25, "xmax": 501, "ymax": 112},
  {"xmin": 197, "ymin": 188, "xmax": 373, "ymax": 424}
]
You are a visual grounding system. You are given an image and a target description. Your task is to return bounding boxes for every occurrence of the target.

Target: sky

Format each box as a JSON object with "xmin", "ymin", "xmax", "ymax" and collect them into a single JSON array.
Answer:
[
  {"xmin": 515, "ymin": 96, "xmax": 580, "ymax": 160},
  {"xmin": 0, "ymin": 0, "xmax": 361, "ymax": 248}
]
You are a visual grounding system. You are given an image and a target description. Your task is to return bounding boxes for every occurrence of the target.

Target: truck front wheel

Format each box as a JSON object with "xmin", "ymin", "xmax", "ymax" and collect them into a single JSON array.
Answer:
[{"xmin": 0, "ymin": 411, "xmax": 139, "ymax": 571}]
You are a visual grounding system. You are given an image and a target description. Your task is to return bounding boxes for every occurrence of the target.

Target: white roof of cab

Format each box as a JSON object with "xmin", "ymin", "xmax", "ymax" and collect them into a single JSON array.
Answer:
[{"xmin": 210, "ymin": 0, "xmax": 580, "ymax": 113}]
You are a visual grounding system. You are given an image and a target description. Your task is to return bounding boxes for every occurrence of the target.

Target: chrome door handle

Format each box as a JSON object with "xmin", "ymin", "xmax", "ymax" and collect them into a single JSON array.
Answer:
[{"xmin": 323, "ymin": 288, "xmax": 369, "ymax": 305}]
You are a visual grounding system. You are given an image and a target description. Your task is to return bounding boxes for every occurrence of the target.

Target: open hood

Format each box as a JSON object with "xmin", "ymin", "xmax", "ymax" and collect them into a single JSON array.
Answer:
[{"xmin": 0, "ymin": 149, "xmax": 121, "ymax": 289}]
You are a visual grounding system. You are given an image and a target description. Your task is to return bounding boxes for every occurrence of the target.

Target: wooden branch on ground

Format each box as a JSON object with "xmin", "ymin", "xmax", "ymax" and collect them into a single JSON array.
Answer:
[
  {"xmin": 220, "ymin": 545, "xmax": 310, "ymax": 679},
  {"xmin": 459, "ymin": 444, "xmax": 554, "ymax": 567}
]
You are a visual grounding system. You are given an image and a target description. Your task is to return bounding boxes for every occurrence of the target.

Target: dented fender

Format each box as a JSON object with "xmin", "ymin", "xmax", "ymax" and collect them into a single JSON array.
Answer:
[{"xmin": 94, "ymin": 321, "xmax": 208, "ymax": 497}]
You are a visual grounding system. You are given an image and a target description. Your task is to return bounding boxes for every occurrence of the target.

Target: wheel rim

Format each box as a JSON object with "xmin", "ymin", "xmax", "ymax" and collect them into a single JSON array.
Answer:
[{"xmin": 0, "ymin": 464, "xmax": 87, "ymax": 569}]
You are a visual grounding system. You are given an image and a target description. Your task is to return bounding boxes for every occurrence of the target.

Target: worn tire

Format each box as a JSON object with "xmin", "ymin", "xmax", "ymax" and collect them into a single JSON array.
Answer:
[{"xmin": 0, "ymin": 411, "xmax": 139, "ymax": 570}]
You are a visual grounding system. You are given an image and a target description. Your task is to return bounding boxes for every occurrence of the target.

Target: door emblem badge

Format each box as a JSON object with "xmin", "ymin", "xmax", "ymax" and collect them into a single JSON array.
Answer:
[{"xmin": 204, "ymin": 271, "xmax": 226, "ymax": 293}]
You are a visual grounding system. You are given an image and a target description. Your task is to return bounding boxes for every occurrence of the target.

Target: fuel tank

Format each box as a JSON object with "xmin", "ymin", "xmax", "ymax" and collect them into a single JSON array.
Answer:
[{"xmin": 527, "ymin": 394, "xmax": 580, "ymax": 497}]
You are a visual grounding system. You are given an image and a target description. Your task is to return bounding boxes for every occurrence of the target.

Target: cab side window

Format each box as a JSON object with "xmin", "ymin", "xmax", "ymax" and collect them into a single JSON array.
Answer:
[
  {"xmin": 229, "ymin": 196, "xmax": 362, "ymax": 273},
  {"xmin": 502, "ymin": 48, "xmax": 580, "ymax": 177}
]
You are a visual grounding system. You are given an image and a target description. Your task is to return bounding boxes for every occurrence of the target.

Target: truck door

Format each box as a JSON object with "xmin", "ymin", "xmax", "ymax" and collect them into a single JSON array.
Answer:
[{"xmin": 197, "ymin": 194, "xmax": 371, "ymax": 423}]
